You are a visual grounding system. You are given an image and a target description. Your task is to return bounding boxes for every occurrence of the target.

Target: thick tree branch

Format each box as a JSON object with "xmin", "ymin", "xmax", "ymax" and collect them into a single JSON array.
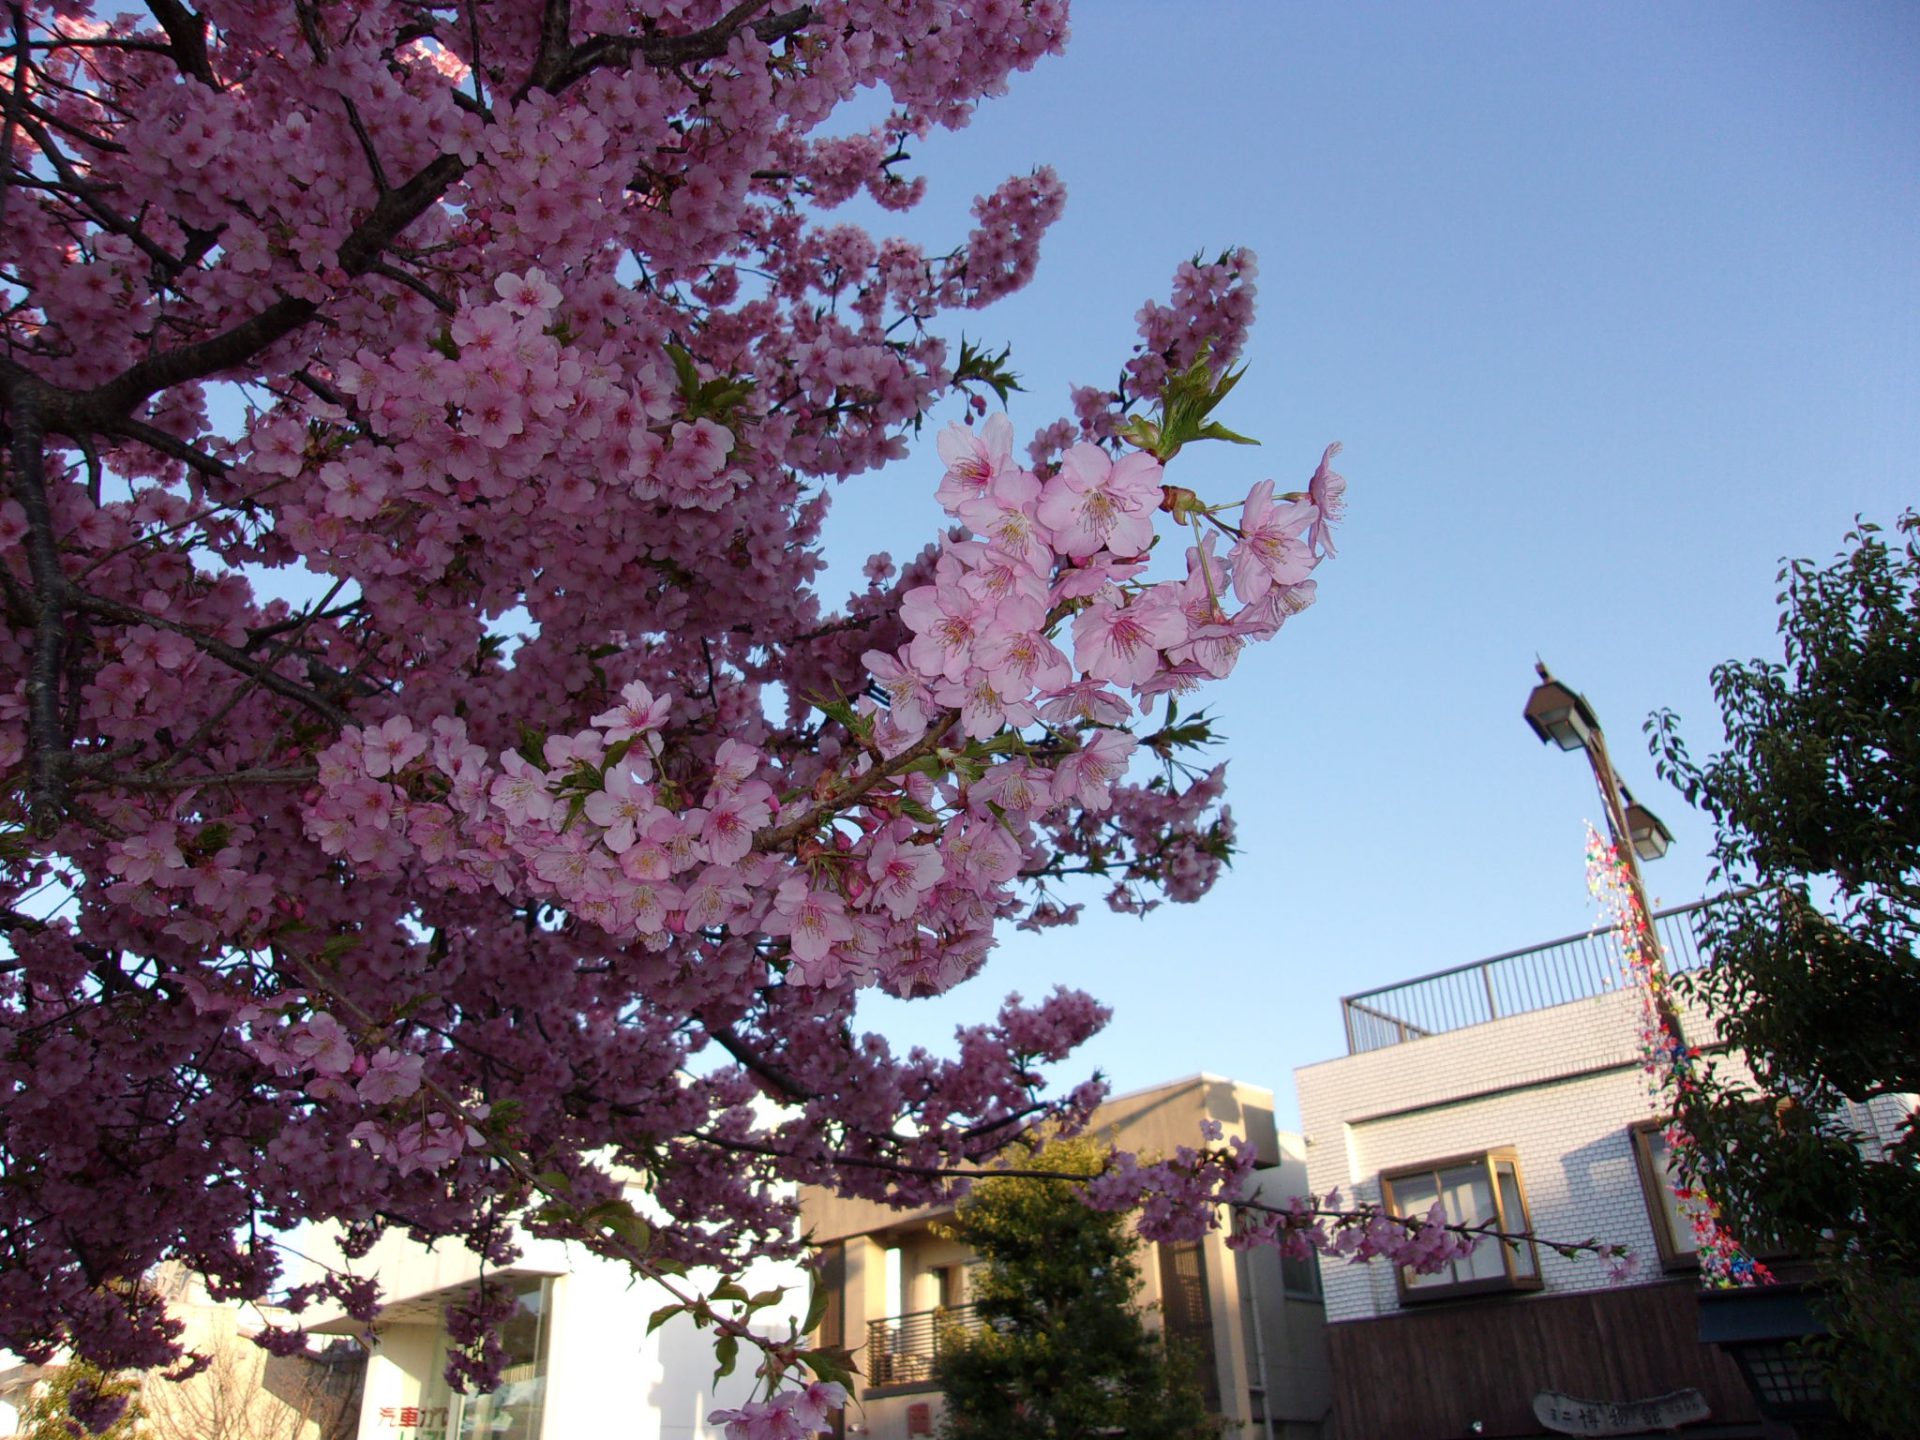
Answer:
[
  {"xmin": 6, "ymin": 382, "xmax": 73, "ymax": 834},
  {"xmin": 0, "ymin": 2, "xmax": 29, "ymax": 240},
  {"xmin": 145, "ymin": 0, "xmax": 218, "ymax": 88},
  {"xmin": 553, "ymin": 3, "xmax": 813, "ymax": 91},
  {"xmin": 68, "ymin": 762, "xmax": 318, "ymax": 791},
  {"xmin": 704, "ymin": 1021, "xmax": 813, "ymax": 1103}
]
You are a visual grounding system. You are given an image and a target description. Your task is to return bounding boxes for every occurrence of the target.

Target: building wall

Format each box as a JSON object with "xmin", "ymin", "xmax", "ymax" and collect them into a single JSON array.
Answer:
[
  {"xmin": 300, "ymin": 1210, "xmax": 807, "ymax": 1440},
  {"xmin": 1296, "ymin": 986, "xmax": 1717, "ymax": 1323},
  {"xmin": 1293, "ymin": 985, "xmax": 1791, "ymax": 1439}
]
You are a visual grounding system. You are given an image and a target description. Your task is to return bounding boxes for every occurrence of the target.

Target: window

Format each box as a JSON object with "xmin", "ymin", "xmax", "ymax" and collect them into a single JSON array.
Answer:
[
  {"xmin": 1157, "ymin": 1240, "xmax": 1221, "ymax": 1412},
  {"xmin": 1280, "ymin": 1250, "xmax": 1321, "ymax": 1300},
  {"xmin": 937, "ymin": 1262, "xmax": 967, "ymax": 1310},
  {"xmin": 1379, "ymin": 1149, "xmax": 1541, "ymax": 1302},
  {"xmin": 417, "ymin": 1274, "xmax": 552, "ymax": 1440},
  {"xmin": 1631, "ymin": 1120, "xmax": 1706, "ymax": 1271}
]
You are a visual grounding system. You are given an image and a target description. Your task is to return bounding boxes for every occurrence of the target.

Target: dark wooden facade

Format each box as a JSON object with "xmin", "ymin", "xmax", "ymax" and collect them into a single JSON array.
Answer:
[{"xmin": 1326, "ymin": 1279, "xmax": 1776, "ymax": 1439}]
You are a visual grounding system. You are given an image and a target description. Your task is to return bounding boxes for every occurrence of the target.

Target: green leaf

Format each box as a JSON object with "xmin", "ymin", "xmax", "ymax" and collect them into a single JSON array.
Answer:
[
  {"xmin": 1196, "ymin": 420, "xmax": 1259, "ymax": 447},
  {"xmin": 713, "ymin": 1332, "xmax": 739, "ymax": 1380},
  {"xmin": 648, "ymin": 1303, "xmax": 683, "ymax": 1334},
  {"xmin": 318, "ymin": 932, "xmax": 361, "ymax": 962},
  {"xmin": 953, "ymin": 336, "xmax": 1025, "ymax": 403},
  {"xmin": 798, "ymin": 1346, "xmax": 858, "ymax": 1388}
]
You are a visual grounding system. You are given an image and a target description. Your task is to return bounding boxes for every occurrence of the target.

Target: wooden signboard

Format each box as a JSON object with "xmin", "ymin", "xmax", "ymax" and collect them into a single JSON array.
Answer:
[{"xmin": 1533, "ymin": 1387, "xmax": 1710, "ymax": 1436}]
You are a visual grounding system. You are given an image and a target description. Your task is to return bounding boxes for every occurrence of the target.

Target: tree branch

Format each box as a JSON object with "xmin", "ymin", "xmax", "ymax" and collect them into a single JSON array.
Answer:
[
  {"xmin": 365, "ymin": 258, "xmax": 455, "ymax": 314},
  {"xmin": 0, "ymin": 2, "xmax": 31, "ymax": 241},
  {"xmin": 68, "ymin": 762, "xmax": 318, "ymax": 791},
  {"xmin": 703, "ymin": 1021, "xmax": 814, "ymax": 1103},
  {"xmin": 553, "ymin": 3, "xmax": 813, "ymax": 91},
  {"xmin": 68, "ymin": 589, "xmax": 351, "ymax": 729},
  {"xmin": 7, "ymin": 381, "xmax": 74, "ymax": 834},
  {"xmin": 145, "ymin": 0, "xmax": 218, "ymax": 87},
  {"xmin": 753, "ymin": 709, "xmax": 958, "ymax": 852},
  {"xmin": 104, "ymin": 416, "xmax": 231, "ymax": 477}
]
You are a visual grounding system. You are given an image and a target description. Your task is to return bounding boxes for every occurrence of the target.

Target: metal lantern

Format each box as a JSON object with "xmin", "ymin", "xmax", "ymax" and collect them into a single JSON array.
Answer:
[{"xmin": 1523, "ymin": 675, "xmax": 1600, "ymax": 752}]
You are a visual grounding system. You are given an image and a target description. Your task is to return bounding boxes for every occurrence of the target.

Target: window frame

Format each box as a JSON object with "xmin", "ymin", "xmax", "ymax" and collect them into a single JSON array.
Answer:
[
  {"xmin": 1378, "ymin": 1147, "xmax": 1543, "ymax": 1304},
  {"xmin": 1630, "ymin": 1119, "xmax": 1704, "ymax": 1273}
]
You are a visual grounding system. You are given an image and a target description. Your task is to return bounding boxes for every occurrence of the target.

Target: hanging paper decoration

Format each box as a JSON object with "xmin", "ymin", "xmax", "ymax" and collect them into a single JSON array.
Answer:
[{"xmin": 1586, "ymin": 825, "xmax": 1772, "ymax": 1289}]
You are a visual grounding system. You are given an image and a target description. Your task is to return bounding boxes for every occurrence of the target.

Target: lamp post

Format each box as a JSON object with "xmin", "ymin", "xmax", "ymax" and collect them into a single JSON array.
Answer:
[{"xmin": 1523, "ymin": 662, "xmax": 1682, "ymax": 1035}]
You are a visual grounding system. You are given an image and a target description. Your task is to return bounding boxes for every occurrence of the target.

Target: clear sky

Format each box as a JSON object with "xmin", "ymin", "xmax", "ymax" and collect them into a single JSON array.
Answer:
[{"xmin": 818, "ymin": 2, "xmax": 1920, "ymax": 1129}]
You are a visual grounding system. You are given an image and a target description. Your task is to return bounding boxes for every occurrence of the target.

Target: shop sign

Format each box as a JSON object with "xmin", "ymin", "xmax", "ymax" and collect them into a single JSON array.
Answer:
[
  {"xmin": 377, "ymin": 1404, "xmax": 451, "ymax": 1437},
  {"xmin": 1534, "ymin": 1388, "xmax": 1710, "ymax": 1435}
]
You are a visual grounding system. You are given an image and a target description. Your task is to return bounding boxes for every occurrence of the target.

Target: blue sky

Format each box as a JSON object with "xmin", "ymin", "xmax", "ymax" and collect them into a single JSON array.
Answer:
[{"xmin": 822, "ymin": 2, "xmax": 1920, "ymax": 1128}]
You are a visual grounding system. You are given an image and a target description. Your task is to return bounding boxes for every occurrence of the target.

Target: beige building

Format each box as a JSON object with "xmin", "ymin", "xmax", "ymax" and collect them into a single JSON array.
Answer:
[
  {"xmin": 0, "ymin": 1265, "xmax": 361, "ymax": 1440},
  {"xmin": 799, "ymin": 1073, "xmax": 1332, "ymax": 1440}
]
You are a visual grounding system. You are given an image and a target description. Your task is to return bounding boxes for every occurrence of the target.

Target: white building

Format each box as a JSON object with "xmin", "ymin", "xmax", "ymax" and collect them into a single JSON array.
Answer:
[
  {"xmin": 1294, "ymin": 902, "xmax": 1799, "ymax": 1440},
  {"xmin": 303, "ymin": 1206, "xmax": 808, "ymax": 1440}
]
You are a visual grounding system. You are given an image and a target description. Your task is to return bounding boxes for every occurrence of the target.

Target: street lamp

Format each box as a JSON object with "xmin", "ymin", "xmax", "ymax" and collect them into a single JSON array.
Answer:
[
  {"xmin": 1522, "ymin": 673, "xmax": 1599, "ymax": 752},
  {"xmin": 1621, "ymin": 790, "xmax": 1673, "ymax": 863},
  {"xmin": 1523, "ymin": 663, "xmax": 1678, "ymax": 1012}
]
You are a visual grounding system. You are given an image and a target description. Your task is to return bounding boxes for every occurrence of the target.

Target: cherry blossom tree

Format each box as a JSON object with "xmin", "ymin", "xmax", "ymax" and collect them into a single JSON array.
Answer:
[{"xmin": 0, "ymin": 1, "xmax": 1515, "ymax": 1426}]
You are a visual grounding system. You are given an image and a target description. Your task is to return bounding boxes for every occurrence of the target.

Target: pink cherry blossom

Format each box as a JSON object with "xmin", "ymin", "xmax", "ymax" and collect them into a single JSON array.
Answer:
[
  {"xmin": 1229, "ymin": 480, "xmax": 1317, "ymax": 604},
  {"xmin": 933, "ymin": 414, "xmax": 1017, "ymax": 513},
  {"xmin": 1053, "ymin": 729, "xmax": 1139, "ymax": 810},
  {"xmin": 361, "ymin": 717, "xmax": 428, "ymax": 779},
  {"xmin": 1071, "ymin": 589, "xmax": 1190, "ymax": 688},
  {"xmin": 1037, "ymin": 444, "xmax": 1164, "ymax": 558},
  {"xmin": 1307, "ymin": 442, "xmax": 1347, "ymax": 557},
  {"xmin": 866, "ymin": 833, "xmax": 947, "ymax": 917},
  {"xmin": 764, "ymin": 877, "xmax": 854, "ymax": 971}
]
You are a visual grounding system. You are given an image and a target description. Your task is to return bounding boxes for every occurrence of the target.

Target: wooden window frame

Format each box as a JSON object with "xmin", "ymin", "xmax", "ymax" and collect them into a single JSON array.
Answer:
[
  {"xmin": 1379, "ymin": 1147, "xmax": 1543, "ymax": 1304},
  {"xmin": 1629, "ymin": 1120, "xmax": 1703, "ymax": 1273},
  {"xmin": 1631, "ymin": 1115, "xmax": 1800, "ymax": 1269}
]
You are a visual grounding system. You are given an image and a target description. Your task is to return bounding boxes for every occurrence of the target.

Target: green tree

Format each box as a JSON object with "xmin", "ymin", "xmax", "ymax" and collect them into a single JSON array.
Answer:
[
  {"xmin": 932, "ymin": 1137, "xmax": 1214, "ymax": 1440},
  {"xmin": 1649, "ymin": 510, "xmax": 1920, "ymax": 1431},
  {"xmin": 15, "ymin": 1359, "xmax": 145, "ymax": 1440}
]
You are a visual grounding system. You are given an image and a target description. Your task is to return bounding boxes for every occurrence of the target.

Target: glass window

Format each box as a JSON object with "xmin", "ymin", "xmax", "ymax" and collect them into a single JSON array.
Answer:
[
  {"xmin": 1379, "ymin": 1149, "xmax": 1541, "ymax": 1302},
  {"xmin": 417, "ymin": 1274, "xmax": 552, "ymax": 1440},
  {"xmin": 1279, "ymin": 1251, "xmax": 1321, "ymax": 1300},
  {"xmin": 1631, "ymin": 1121, "xmax": 1705, "ymax": 1270}
]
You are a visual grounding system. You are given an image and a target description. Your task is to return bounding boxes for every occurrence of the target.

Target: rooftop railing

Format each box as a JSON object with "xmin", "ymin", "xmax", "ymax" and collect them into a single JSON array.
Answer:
[
  {"xmin": 864, "ymin": 1303, "xmax": 983, "ymax": 1388},
  {"xmin": 1340, "ymin": 898, "xmax": 1718, "ymax": 1054}
]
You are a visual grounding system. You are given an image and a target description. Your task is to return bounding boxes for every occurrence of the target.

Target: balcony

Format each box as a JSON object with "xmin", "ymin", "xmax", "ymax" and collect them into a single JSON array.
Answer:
[
  {"xmin": 1340, "ymin": 898, "xmax": 1718, "ymax": 1053},
  {"xmin": 864, "ymin": 1303, "xmax": 984, "ymax": 1388}
]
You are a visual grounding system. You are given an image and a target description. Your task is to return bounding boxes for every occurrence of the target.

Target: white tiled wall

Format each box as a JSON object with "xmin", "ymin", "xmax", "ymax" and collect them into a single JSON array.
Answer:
[{"xmin": 1294, "ymin": 988, "xmax": 1723, "ymax": 1325}]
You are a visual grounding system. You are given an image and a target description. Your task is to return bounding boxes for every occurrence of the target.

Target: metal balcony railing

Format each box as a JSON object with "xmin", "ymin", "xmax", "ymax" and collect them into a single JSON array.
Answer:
[
  {"xmin": 1340, "ymin": 898, "xmax": 1720, "ymax": 1054},
  {"xmin": 864, "ymin": 1303, "xmax": 983, "ymax": 1388}
]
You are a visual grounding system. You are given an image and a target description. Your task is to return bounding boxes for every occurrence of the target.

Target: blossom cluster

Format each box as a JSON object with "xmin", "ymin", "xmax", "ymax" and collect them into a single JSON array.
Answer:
[
  {"xmin": 710, "ymin": 1382, "xmax": 848, "ymax": 1440},
  {"xmin": 297, "ymin": 405, "xmax": 1336, "ymax": 1014},
  {"xmin": 0, "ymin": 0, "xmax": 1373, "ymax": 1403}
]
